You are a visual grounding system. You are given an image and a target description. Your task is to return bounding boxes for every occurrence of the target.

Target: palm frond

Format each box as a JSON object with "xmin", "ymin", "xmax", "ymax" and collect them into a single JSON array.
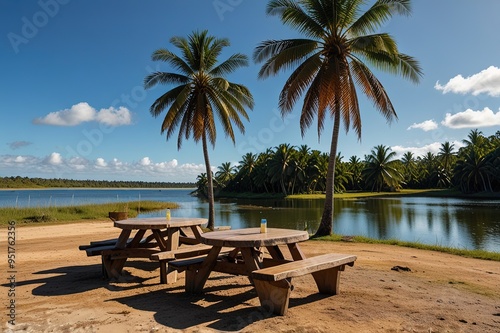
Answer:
[
  {"xmin": 266, "ymin": 0, "xmax": 325, "ymax": 37},
  {"xmin": 144, "ymin": 72, "xmax": 190, "ymax": 89},
  {"xmin": 349, "ymin": 58, "xmax": 397, "ymax": 123},
  {"xmin": 151, "ymin": 49, "xmax": 193, "ymax": 75},
  {"xmin": 349, "ymin": 0, "xmax": 412, "ymax": 36},
  {"xmin": 254, "ymin": 39, "xmax": 318, "ymax": 78},
  {"xmin": 278, "ymin": 53, "xmax": 322, "ymax": 113}
]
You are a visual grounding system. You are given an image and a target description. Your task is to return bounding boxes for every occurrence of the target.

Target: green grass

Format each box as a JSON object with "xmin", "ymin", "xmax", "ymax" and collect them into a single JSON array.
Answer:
[
  {"xmin": 312, "ymin": 234, "xmax": 500, "ymax": 261},
  {"xmin": 0, "ymin": 201, "xmax": 178, "ymax": 226}
]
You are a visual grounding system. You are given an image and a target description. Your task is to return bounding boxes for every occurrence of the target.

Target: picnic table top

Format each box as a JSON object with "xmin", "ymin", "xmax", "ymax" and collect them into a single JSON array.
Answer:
[
  {"xmin": 200, "ymin": 227, "xmax": 309, "ymax": 248},
  {"xmin": 114, "ymin": 217, "xmax": 208, "ymax": 230}
]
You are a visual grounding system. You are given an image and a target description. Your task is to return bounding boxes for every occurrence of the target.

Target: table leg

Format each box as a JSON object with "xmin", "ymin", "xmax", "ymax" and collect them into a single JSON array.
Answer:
[
  {"xmin": 163, "ymin": 227, "xmax": 180, "ymax": 283},
  {"xmin": 115, "ymin": 230, "xmax": 132, "ymax": 248},
  {"xmin": 287, "ymin": 242, "xmax": 307, "ymax": 260},
  {"xmin": 266, "ymin": 245, "xmax": 285, "ymax": 260},
  {"xmin": 152, "ymin": 229, "xmax": 169, "ymax": 251},
  {"xmin": 129, "ymin": 230, "xmax": 146, "ymax": 247},
  {"xmin": 106, "ymin": 230, "xmax": 131, "ymax": 279},
  {"xmin": 190, "ymin": 225, "xmax": 203, "ymax": 242},
  {"xmin": 191, "ymin": 246, "xmax": 222, "ymax": 293},
  {"xmin": 240, "ymin": 247, "xmax": 263, "ymax": 284}
]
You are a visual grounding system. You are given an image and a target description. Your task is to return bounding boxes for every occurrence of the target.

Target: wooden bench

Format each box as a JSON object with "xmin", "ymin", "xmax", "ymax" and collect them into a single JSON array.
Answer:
[
  {"xmin": 79, "ymin": 232, "xmax": 159, "ymax": 252},
  {"xmin": 166, "ymin": 249, "xmax": 237, "ymax": 291},
  {"xmin": 151, "ymin": 245, "xmax": 220, "ymax": 284},
  {"xmin": 251, "ymin": 253, "xmax": 357, "ymax": 315},
  {"xmin": 81, "ymin": 240, "xmax": 160, "ymax": 278}
]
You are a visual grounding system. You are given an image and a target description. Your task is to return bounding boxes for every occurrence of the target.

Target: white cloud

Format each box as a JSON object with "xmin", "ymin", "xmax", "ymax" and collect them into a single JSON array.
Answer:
[
  {"xmin": 441, "ymin": 107, "xmax": 500, "ymax": 129},
  {"xmin": 45, "ymin": 152, "xmax": 63, "ymax": 165},
  {"xmin": 435, "ymin": 66, "xmax": 500, "ymax": 96},
  {"xmin": 33, "ymin": 102, "xmax": 132, "ymax": 126},
  {"xmin": 391, "ymin": 140, "xmax": 464, "ymax": 158},
  {"xmin": 407, "ymin": 120, "xmax": 438, "ymax": 131},
  {"xmin": 0, "ymin": 154, "xmax": 203, "ymax": 182},
  {"xmin": 140, "ymin": 157, "xmax": 152, "ymax": 166},
  {"xmin": 391, "ymin": 142, "xmax": 442, "ymax": 158},
  {"xmin": 95, "ymin": 158, "xmax": 107, "ymax": 168},
  {"xmin": 95, "ymin": 106, "xmax": 132, "ymax": 126},
  {"xmin": 14, "ymin": 156, "xmax": 27, "ymax": 163},
  {"xmin": 65, "ymin": 157, "xmax": 88, "ymax": 171}
]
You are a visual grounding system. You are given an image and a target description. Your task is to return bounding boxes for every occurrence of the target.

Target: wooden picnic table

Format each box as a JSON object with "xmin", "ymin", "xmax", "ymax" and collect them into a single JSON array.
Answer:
[
  {"xmin": 104, "ymin": 217, "xmax": 207, "ymax": 280},
  {"xmin": 176, "ymin": 227, "xmax": 309, "ymax": 293},
  {"xmin": 167, "ymin": 227, "xmax": 357, "ymax": 315}
]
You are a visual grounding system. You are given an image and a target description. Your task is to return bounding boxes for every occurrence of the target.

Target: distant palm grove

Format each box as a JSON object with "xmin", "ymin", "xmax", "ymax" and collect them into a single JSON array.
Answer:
[{"xmin": 195, "ymin": 129, "xmax": 500, "ymax": 197}]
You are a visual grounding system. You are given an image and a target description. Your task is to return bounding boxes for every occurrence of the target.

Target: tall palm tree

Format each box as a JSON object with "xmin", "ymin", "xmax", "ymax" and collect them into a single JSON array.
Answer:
[
  {"xmin": 144, "ymin": 30, "xmax": 254, "ymax": 230},
  {"xmin": 334, "ymin": 154, "xmax": 350, "ymax": 193},
  {"xmin": 291, "ymin": 144, "xmax": 311, "ymax": 193},
  {"xmin": 438, "ymin": 142, "xmax": 455, "ymax": 170},
  {"xmin": 453, "ymin": 148, "xmax": 492, "ymax": 193},
  {"xmin": 215, "ymin": 162, "xmax": 235, "ymax": 188},
  {"xmin": 237, "ymin": 152, "xmax": 258, "ymax": 191},
  {"xmin": 268, "ymin": 143, "xmax": 296, "ymax": 195},
  {"xmin": 347, "ymin": 155, "xmax": 364, "ymax": 190},
  {"xmin": 254, "ymin": 0, "xmax": 422, "ymax": 236},
  {"xmin": 401, "ymin": 151, "xmax": 417, "ymax": 187},
  {"xmin": 362, "ymin": 145, "xmax": 403, "ymax": 192}
]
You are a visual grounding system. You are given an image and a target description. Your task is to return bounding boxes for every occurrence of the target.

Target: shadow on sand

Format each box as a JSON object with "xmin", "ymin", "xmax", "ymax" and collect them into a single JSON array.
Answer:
[{"xmin": 10, "ymin": 261, "xmax": 332, "ymax": 331}]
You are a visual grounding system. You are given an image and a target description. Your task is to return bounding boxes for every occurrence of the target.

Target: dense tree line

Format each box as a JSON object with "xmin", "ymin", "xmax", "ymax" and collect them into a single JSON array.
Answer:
[
  {"xmin": 0, "ymin": 176, "xmax": 195, "ymax": 189},
  {"xmin": 196, "ymin": 129, "xmax": 500, "ymax": 197}
]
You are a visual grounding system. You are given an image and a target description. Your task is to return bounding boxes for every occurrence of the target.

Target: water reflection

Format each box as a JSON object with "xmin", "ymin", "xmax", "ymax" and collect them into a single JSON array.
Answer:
[
  {"xmin": 2, "ymin": 189, "xmax": 498, "ymax": 251},
  {"xmin": 199, "ymin": 196, "xmax": 500, "ymax": 252}
]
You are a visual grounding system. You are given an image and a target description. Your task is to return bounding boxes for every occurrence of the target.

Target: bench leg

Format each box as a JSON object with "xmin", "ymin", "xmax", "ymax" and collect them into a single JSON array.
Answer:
[
  {"xmin": 159, "ymin": 261, "xmax": 167, "ymax": 284},
  {"xmin": 311, "ymin": 265, "xmax": 345, "ymax": 294},
  {"xmin": 184, "ymin": 267, "xmax": 197, "ymax": 293},
  {"xmin": 101, "ymin": 255, "xmax": 111, "ymax": 279},
  {"xmin": 160, "ymin": 261, "xmax": 178, "ymax": 284},
  {"xmin": 253, "ymin": 279, "xmax": 292, "ymax": 316}
]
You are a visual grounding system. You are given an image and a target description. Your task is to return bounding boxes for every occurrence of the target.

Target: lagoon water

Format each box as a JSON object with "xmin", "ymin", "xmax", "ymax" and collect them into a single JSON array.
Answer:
[{"xmin": 2, "ymin": 188, "xmax": 499, "ymax": 252}]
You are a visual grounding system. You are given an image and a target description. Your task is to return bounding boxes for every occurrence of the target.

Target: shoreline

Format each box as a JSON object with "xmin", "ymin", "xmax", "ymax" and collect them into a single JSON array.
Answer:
[{"xmin": 9, "ymin": 221, "xmax": 500, "ymax": 333}]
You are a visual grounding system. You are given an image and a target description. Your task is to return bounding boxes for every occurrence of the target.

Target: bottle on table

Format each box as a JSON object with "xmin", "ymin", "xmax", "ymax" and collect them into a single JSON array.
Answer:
[
  {"xmin": 166, "ymin": 209, "xmax": 171, "ymax": 220},
  {"xmin": 260, "ymin": 218, "xmax": 267, "ymax": 233}
]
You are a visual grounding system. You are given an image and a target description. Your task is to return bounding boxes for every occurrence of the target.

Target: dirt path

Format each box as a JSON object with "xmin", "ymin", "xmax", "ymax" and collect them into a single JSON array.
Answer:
[{"xmin": 4, "ymin": 221, "xmax": 500, "ymax": 332}]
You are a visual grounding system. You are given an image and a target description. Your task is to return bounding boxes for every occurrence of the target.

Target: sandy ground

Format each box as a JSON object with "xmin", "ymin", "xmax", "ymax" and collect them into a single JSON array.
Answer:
[{"xmin": 3, "ymin": 220, "xmax": 500, "ymax": 333}]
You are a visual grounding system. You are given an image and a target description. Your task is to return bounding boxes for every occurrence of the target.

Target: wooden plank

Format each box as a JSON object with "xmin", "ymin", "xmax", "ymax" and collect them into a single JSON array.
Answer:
[
  {"xmin": 85, "ymin": 245, "xmax": 117, "ymax": 256},
  {"xmin": 168, "ymin": 254, "xmax": 213, "ymax": 269},
  {"xmin": 80, "ymin": 236, "xmax": 157, "ymax": 251},
  {"xmin": 114, "ymin": 217, "xmax": 208, "ymax": 230},
  {"xmin": 102, "ymin": 248, "xmax": 159, "ymax": 260},
  {"xmin": 201, "ymin": 228, "xmax": 309, "ymax": 248},
  {"xmin": 252, "ymin": 253, "xmax": 357, "ymax": 281},
  {"xmin": 151, "ymin": 245, "xmax": 209, "ymax": 260}
]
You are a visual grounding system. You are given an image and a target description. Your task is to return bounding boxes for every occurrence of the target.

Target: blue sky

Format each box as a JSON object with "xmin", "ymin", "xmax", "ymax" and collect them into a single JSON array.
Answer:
[{"xmin": 1, "ymin": 0, "xmax": 500, "ymax": 183}]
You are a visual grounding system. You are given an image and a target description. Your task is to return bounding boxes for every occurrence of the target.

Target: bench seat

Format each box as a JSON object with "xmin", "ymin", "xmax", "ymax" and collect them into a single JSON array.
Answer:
[
  {"xmin": 251, "ymin": 253, "xmax": 357, "ymax": 315},
  {"xmin": 79, "ymin": 235, "xmax": 158, "ymax": 252},
  {"xmin": 151, "ymin": 245, "xmax": 217, "ymax": 284},
  {"xmin": 166, "ymin": 248, "xmax": 236, "ymax": 290},
  {"xmin": 84, "ymin": 244, "xmax": 117, "ymax": 257}
]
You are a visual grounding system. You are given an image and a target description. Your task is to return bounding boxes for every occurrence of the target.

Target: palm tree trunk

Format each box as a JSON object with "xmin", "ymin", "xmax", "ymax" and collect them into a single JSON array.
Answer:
[
  {"xmin": 314, "ymin": 110, "xmax": 340, "ymax": 237},
  {"xmin": 202, "ymin": 134, "xmax": 215, "ymax": 230},
  {"xmin": 280, "ymin": 177, "xmax": 287, "ymax": 196}
]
